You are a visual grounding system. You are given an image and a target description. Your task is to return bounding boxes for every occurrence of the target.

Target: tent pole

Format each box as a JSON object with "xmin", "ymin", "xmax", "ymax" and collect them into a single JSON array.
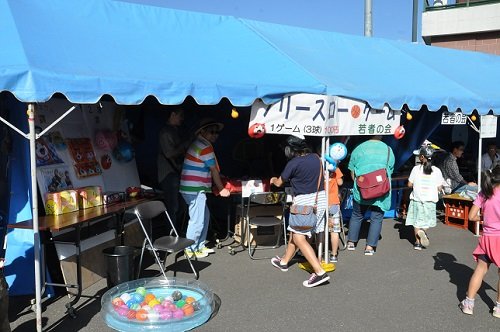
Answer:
[
  {"xmin": 27, "ymin": 103, "xmax": 43, "ymax": 332},
  {"xmin": 323, "ymin": 137, "xmax": 329, "ymax": 263},
  {"xmin": 477, "ymin": 136, "xmax": 482, "ymax": 192}
]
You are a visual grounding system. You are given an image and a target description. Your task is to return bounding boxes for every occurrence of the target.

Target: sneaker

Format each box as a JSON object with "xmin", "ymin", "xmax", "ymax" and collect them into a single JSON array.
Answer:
[
  {"xmin": 459, "ymin": 299, "xmax": 474, "ymax": 315},
  {"xmin": 200, "ymin": 246, "xmax": 215, "ymax": 254},
  {"xmin": 329, "ymin": 255, "xmax": 338, "ymax": 263},
  {"xmin": 347, "ymin": 242, "xmax": 356, "ymax": 251},
  {"xmin": 271, "ymin": 256, "xmax": 288, "ymax": 272},
  {"xmin": 413, "ymin": 243, "xmax": 423, "ymax": 251},
  {"xmin": 493, "ymin": 306, "xmax": 500, "ymax": 318},
  {"xmin": 364, "ymin": 248, "xmax": 375, "ymax": 256},
  {"xmin": 417, "ymin": 230, "xmax": 430, "ymax": 247},
  {"xmin": 185, "ymin": 249, "xmax": 209, "ymax": 259},
  {"xmin": 302, "ymin": 272, "xmax": 330, "ymax": 288}
]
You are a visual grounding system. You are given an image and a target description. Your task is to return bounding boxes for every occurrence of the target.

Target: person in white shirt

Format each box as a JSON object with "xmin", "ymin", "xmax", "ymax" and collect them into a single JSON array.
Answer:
[
  {"xmin": 406, "ymin": 146, "xmax": 444, "ymax": 251},
  {"xmin": 481, "ymin": 142, "xmax": 499, "ymax": 172}
]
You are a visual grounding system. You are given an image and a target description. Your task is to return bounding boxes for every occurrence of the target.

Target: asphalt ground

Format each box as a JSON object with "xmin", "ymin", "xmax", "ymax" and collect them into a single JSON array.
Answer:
[{"xmin": 9, "ymin": 217, "xmax": 500, "ymax": 332}]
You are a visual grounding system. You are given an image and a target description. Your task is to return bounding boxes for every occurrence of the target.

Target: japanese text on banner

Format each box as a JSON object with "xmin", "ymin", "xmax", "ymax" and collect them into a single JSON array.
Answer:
[{"xmin": 250, "ymin": 94, "xmax": 401, "ymax": 137}]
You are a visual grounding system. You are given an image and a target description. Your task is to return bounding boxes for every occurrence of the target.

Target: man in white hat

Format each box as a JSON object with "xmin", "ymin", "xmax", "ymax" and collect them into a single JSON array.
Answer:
[{"xmin": 180, "ymin": 118, "xmax": 230, "ymax": 258}]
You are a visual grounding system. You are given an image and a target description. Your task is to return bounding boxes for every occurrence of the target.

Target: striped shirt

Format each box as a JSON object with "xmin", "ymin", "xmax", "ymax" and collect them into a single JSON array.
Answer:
[{"xmin": 180, "ymin": 138, "xmax": 217, "ymax": 194}]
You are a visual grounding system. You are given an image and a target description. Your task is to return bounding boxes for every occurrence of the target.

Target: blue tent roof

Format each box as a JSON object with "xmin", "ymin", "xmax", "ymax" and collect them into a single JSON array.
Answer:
[{"xmin": 1, "ymin": 0, "xmax": 499, "ymax": 114}]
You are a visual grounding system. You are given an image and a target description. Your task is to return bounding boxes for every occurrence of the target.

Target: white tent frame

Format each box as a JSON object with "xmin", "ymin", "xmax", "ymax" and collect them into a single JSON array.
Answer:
[{"xmin": 0, "ymin": 103, "xmax": 77, "ymax": 332}]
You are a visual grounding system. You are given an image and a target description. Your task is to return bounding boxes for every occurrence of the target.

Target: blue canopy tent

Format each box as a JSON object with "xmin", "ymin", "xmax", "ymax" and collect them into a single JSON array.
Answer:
[{"xmin": 1, "ymin": 1, "xmax": 500, "ymax": 330}]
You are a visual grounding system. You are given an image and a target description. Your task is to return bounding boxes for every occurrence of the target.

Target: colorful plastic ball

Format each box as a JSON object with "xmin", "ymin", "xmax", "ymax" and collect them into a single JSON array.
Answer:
[
  {"xmin": 161, "ymin": 299, "xmax": 173, "ymax": 307},
  {"xmin": 192, "ymin": 301, "xmax": 201, "ymax": 311},
  {"xmin": 149, "ymin": 299, "xmax": 160, "ymax": 307},
  {"xmin": 126, "ymin": 299, "xmax": 137, "ymax": 308},
  {"xmin": 156, "ymin": 296, "xmax": 164, "ymax": 303},
  {"xmin": 176, "ymin": 299, "xmax": 186, "ymax": 308},
  {"xmin": 126, "ymin": 310, "xmax": 136, "ymax": 320},
  {"xmin": 160, "ymin": 310, "xmax": 173, "ymax": 320},
  {"xmin": 173, "ymin": 309, "xmax": 185, "ymax": 319},
  {"xmin": 164, "ymin": 295, "xmax": 174, "ymax": 302},
  {"xmin": 135, "ymin": 309, "xmax": 149, "ymax": 321},
  {"xmin": 120, "ymin": 293, "xmax": 132, "ymax": 303},
  {"xmin": 182, "ymin": 303, "xmax": 194, "ymax": 316},
  {"xmin": 167, "ymin": 303, "xmax": 177, "ymax": 312},
  {"xmin": 135, "ymin": 287, "xmax": 147, "ymax": 296},
  {"xmin": 116, "ymin": 306, "xmax": 129, "ymax": 316},
  {"xmin": 153, "ymin": 304, "xmax": 163, "ymax": 312},
  {"xmin": 144, "ymin": 293, "xmax": 156, "ymax": 303},
  {"xmin": 112, "ymin": 297, "xmax": 125, "ymax": 307},
  {"xmin": 131, "ymin": 293, "xmax": 144, "ymax": 303},
  {"xmin": 130, "ymin": 303, "xmax": 140, "ymax": 310},
  {"xmin": 142, "ymin": 305, "xmax": 152, "ymax": 311},
  {"xmin": 171, "ymin": 290, "xmax": 182, "ymax": 301},
  {"xmin": 148, "ymin": 311, "xmax": 160, "ymax": 322},
  {"xmin": 185, "ymin": 296, "xmax": 196, "ymax": 304}
]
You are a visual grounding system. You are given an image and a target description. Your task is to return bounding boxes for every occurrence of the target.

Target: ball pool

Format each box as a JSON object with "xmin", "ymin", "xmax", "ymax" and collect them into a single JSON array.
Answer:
[{"xmin": 101, "ymin": 277, "xmax": 214, "ymax": 331}]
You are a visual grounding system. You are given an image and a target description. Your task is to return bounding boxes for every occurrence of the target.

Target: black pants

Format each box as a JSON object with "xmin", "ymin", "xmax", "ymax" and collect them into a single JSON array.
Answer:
[{"xmin": 0, "ymin": 270, "xmax": 10, "ymax": 332}]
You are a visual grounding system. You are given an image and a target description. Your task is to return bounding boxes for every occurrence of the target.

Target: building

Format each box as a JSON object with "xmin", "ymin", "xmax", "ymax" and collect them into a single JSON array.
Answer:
[{"xmin": 422, "ymin": 0, "xmax": 500, "ymax": 55}]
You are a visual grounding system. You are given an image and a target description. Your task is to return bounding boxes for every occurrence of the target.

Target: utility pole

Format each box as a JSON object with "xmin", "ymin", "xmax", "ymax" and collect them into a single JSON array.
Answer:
[
  {"xmin": 412, "ymin": 0, "xmax": 418, "ymax": 42},
  {"xmin": 364, "ymin": 0, "xmax": 372, "ymax": 37}
]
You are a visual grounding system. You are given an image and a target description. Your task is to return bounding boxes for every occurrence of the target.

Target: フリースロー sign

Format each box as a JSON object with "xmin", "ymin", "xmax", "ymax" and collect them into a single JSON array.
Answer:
[{"xmin": 250, "ymin": 94, "xmax": 401, "ymax": 137}]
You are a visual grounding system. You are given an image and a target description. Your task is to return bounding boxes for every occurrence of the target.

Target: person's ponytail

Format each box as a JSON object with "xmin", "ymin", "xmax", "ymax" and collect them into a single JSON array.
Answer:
[
  {"xmin": 481, "ymin": 165, "xmax": 500, "ymax": 200},
  {"xmin": 422, "ymin": 157, "xmax": 433, "ymax": 175}
]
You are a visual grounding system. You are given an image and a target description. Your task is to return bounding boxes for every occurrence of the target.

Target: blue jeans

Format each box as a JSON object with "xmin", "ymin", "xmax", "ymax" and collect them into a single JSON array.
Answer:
[
  {"xmin": 347, "ymin": 201, "xmax": 384, "ymax": 248},
  {"xmin": 182, "ymin": 192, "xmax": 210, "ymax": 251},
  {"xmin": 452, "ymin": 184, "xmax": 478, "ymax": 194}
]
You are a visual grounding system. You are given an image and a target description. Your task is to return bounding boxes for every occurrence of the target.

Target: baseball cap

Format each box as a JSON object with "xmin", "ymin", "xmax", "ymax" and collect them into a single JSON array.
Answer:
[{"xmin": 413, "ymin": 145, "xmax": 434, "ymax": 158}]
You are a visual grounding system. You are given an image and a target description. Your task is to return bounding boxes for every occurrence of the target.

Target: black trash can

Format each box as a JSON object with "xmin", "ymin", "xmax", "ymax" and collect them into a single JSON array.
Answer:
[{"xmin": 102, "ymin": 246, "xmax": 137, "ymax": 288}]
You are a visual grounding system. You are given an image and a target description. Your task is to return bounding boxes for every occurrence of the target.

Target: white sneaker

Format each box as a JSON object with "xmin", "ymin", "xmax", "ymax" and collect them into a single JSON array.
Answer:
[
  {"xmin": 417, "ymin": 230, "xmax": 429, "ymax": 247},
  {"xmin": 200, "ymin": 247, "xmax": 215, "ymax": 254},
  {"xmin": 185, "ymin": 249, "xmax": 208, "ymax": 258}
]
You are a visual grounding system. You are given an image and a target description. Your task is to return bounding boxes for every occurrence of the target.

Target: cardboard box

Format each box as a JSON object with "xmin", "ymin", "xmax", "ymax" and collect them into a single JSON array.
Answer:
[
  {"xmin": 78, "ymin": 186, "xmax": 103, "ymax": 209},
  {"xmin": 55, "ymin": 220, "xmax": 143, "ymax": 293},
  {"xmin": 233, "ymin": 205, "xmax": 284, "ymax": 246},
  {"xmin": 45, "ymin": 190, "xmax": 79, "ymax": 215}
]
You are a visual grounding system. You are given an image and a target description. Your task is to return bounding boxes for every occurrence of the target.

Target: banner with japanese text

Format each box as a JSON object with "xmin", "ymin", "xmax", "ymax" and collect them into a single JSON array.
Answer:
[{"xmin": 250, "ymin": 94, "xmax": 401, "ymax": 137}]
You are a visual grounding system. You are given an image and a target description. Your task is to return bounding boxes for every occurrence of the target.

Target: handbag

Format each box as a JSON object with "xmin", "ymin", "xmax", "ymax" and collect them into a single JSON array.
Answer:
[
  {"xmin": 356, "ymin": 147, "xmax": 391, "ymax": 200},
  {"xmin": 289, "ymin": 156, "xmax": 322, "ymax": 231}
]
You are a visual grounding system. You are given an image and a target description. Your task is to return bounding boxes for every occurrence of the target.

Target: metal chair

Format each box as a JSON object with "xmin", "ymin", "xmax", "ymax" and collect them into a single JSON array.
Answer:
[
  {"xmin": 245, "ymin": 191, "xmax": 287, "ymax": 259},
  {"xmin": 134, "ymin": 200, "xmax": 198, "ymax": 280}
]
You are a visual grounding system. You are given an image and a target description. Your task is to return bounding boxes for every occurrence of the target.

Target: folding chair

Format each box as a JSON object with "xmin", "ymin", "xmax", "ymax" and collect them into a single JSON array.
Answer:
[
  {"xmin": 245, "ymin": 191, "xmax": 287, "ymax": 259},
  {"xmin": 134, "ymin": 200, "xmax": 198, "ymax": 280}
]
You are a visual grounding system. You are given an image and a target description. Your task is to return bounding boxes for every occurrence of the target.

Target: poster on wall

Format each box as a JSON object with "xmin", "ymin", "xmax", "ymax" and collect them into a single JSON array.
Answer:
[
  {"xmin": 37, "ymin": 165, "xmax": 75, "ymax": 194},
  {"xmin": 35, "ymin": 136, "xmax": 64, "ymax": 167},
  {"xmin": 250, "ymin": 94, "xmax": 401, "ymax": 137},
  {"xmin": 66, "ymin": 138, "xmax": 102, "ymax": 179},
  {"xmin": 34, "ymin": 99, "xmax": 140, "ymax": 202}
]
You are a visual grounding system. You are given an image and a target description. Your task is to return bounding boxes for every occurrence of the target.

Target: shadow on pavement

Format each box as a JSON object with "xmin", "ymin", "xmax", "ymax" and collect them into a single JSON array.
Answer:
[{"xmin": 433, "ymin": 252, "xmax": 495, "ymax": 308}]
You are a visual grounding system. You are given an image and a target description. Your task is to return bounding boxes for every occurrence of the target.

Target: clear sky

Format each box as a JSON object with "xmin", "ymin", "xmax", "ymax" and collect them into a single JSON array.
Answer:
[{"xmin": 134, "ymin": 0, "xmax": 424, "ymax": 42}]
